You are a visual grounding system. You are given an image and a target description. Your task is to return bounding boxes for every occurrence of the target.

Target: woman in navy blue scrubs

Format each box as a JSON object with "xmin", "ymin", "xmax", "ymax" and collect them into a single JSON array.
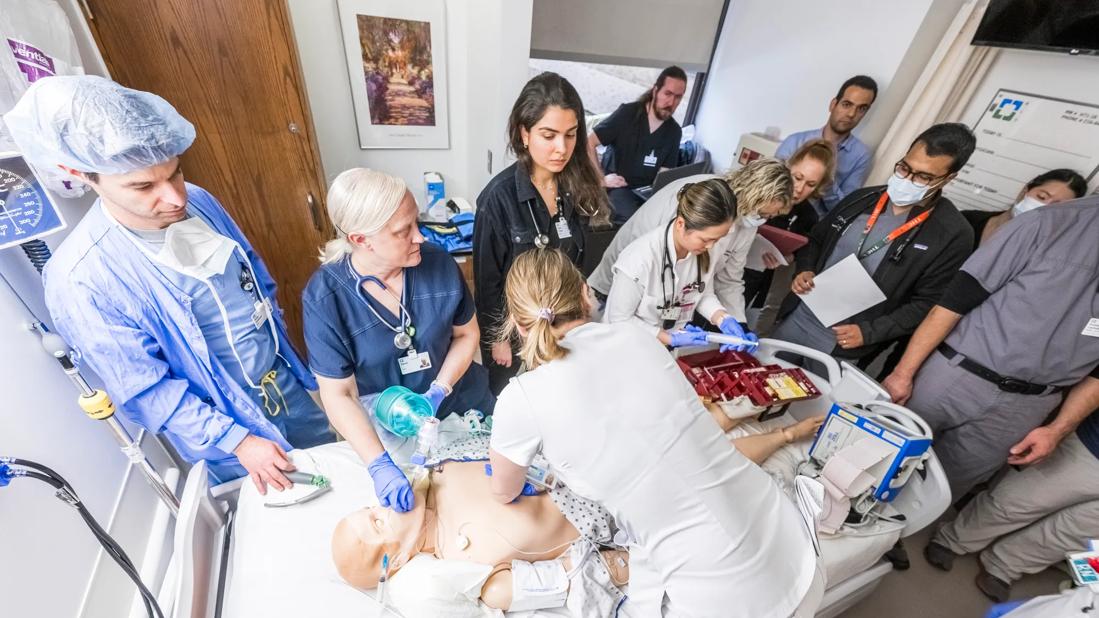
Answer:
[{"xmin": 303, "ymin": 168, "xmax": 493, "ymax": 512}]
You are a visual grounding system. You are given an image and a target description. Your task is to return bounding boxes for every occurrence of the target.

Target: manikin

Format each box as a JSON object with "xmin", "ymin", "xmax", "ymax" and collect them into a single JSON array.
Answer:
[
  {"xmin": 330, "ymin": 408, "xmax": 823, "ymax": 612},
  {"xmin": 331, "ymin": 459, "xmax": 628, "ymax": 611}
]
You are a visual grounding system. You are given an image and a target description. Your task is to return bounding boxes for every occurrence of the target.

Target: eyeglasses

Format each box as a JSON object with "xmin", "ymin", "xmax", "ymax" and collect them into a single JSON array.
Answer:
[{"xmin": 893, "ymin": 160, "xmax": 950, "ymax": 189}]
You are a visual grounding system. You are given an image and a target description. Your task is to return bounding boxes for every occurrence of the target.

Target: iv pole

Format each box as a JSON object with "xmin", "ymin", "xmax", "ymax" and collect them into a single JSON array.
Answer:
[{"xmin": 0, "ymin": 268, "xmax": 180, "ymax": 515}]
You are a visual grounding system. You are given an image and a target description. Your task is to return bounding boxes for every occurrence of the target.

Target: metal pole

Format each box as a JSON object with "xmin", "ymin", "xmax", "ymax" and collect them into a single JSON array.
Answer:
[{"xmin": 38, "ymin": 327, "xmax": 180, "ymax": 515}]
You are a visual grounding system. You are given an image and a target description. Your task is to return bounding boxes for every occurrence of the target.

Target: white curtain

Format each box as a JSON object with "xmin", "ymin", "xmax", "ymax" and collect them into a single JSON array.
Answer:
[{"xmin": 866, "ymin": 0, "xmax": 999, "ymax": 185}]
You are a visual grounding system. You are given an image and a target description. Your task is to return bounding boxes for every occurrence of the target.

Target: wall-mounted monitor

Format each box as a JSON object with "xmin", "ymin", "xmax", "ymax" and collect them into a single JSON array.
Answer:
[{"xmin": 973, "ymin": 0, "xmax": 1099, "ymax": 56}]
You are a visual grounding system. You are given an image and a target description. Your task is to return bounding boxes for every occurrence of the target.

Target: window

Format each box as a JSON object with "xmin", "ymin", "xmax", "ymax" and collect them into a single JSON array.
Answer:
[{"xmin": 528, "ymin": 58, "xmax": 699, "ymax": 128}]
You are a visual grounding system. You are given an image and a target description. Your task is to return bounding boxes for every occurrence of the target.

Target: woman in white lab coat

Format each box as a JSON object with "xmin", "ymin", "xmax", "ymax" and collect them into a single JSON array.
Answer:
[
  {"xmin": 487, "ymin": 249, "xmax": 822, "ymax": 618},
  {"xmin": 604, "ymin": 177, "xmax": 757, "ymax": 351}
]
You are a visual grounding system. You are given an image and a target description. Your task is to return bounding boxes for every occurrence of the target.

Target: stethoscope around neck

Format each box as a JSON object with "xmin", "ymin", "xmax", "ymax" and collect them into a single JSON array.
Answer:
[
  {"xmin": 658, "ymin": 218, "xmax": 704, "ymax": 328},
  {"xmin": 346, "ymin": 259, "xmax": 416, "ymax": 350},
  {"xmin": 523, "ymin": 198, "xmax": 558, "ymax": 249}
]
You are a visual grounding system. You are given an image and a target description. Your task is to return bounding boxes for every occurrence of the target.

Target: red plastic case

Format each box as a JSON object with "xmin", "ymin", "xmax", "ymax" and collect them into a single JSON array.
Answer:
[{"xmin": 677, "ymin": 349, "xmax": 821, "ymax": 408}]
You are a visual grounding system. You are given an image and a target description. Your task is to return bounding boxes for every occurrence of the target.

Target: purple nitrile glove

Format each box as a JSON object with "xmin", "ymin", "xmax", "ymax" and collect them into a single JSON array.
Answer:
[
  {"xmin": 422, "ymin": 383, "xmax": 447, "ymax": 413},
  {"xmin": 368, "ymin": 451, "xmax": 414, "ymax": 512},
  {"xmin": 484, "ymin": 463, "xmax": 539, "ymax": 499},
  {"xmin": 718, "ymin": 316, "xmax": 759, "ymax": 353},
  {"xmin": 668, "ymin": 324, "xmax": 709, "ymax": 348}
]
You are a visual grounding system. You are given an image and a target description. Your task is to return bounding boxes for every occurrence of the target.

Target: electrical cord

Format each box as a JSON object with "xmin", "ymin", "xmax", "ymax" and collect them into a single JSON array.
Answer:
[{"xmin": 0, "ymin": 457, "xmax": 165, "ymax": 618}]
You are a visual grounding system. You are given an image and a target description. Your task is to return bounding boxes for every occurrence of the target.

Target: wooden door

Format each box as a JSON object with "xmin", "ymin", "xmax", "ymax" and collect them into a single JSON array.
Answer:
[{"xmin": 80, "ymin": 0, "xmax": 331, "ymax": 351}]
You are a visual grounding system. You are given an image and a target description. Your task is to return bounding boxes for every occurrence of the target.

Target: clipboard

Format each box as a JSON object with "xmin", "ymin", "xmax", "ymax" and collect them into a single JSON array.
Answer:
[{"xmin": 757, "ymin": 225, "xmax": 809, "ymax": 256}]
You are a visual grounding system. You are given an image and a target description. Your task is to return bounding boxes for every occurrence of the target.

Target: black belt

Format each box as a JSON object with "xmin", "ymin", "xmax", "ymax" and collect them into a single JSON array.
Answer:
[{"xmin": 938, "ymin": 343, "xmax": 1062, "ymax": 396}]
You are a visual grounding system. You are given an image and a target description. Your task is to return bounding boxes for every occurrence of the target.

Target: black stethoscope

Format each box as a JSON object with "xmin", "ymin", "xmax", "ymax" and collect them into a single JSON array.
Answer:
[
  {"xmin": 829, "ymin": 190, "xmax": 930, "ymax": 263},
  {"xmin": 658, "ymin": 219, "xmax": 704, "ymax": 330},
  {"xmin": 346, "ymin": 259, "xmax": 416, "ymax": 350},
  {"xmin": 524, "ymin": 199, "xmax": 551, "ymax": 249}
]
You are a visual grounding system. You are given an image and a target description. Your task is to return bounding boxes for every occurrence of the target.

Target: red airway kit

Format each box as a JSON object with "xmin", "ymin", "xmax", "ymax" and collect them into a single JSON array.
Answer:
[{"xmin": 677, "ymin": 349, "xmax": 821, "ymax": 407}]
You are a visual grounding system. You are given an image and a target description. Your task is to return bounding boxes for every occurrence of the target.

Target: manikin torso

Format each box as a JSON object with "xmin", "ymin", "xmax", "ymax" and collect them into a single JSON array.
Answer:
[{"xmin": 426, "ymin": 460, "xmax": 578, "ymax": 565}]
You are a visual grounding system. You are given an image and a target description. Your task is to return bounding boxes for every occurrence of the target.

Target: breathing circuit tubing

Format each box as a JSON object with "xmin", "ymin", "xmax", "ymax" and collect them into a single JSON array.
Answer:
[{"xmin": 0, "ymin": 457, "xmax": 165, "ymax": 618}]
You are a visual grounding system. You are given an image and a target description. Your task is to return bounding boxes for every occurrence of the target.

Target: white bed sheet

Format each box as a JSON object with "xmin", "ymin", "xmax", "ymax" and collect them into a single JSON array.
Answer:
[
  {"xmin": 730, "ymin": 415, "xmax": 902, "ymax": 587},
  {"xmin": 221, "ymin": 440, "xmax": 574, "ymax": 618},
  {"xmin": 223, "ymin": 418, "xmax": 897, "ymax": 617}
]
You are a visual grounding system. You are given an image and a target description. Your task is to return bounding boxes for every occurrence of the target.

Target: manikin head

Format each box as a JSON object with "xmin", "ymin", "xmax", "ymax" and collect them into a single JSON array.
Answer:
[
  {"xmin": 786, "ymin": 138, "xmax": 836, "ymax": 204},
  {"xmin": 826, "ymin": 75, "xmax": 878, "ymax": 137},
  {"xmin": 320, "ymin": 168, "xmax": 424, "ymax": 269},
  {"xmin": 3, "ymin": 75, "xmax": 197, "ymax": 231},
  {"xmin": 332, "ymin": 505, "xmax": 427, "ymax": 589}
]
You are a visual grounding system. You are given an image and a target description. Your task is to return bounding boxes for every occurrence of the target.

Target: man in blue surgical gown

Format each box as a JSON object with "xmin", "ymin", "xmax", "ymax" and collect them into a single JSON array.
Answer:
[{"xmin": 3, "ymin": 75, "xmax": 334, "ymax": 492}]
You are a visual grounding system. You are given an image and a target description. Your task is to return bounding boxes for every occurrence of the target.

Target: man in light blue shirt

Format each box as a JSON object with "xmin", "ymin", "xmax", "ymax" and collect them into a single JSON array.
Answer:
[
  {"xmin": 3, "ymin": 76, "xmax": 334, "ymax": 492},
  {"xmin": 776, "ymin": 75, "xmax": 878, "ymax": 215}
]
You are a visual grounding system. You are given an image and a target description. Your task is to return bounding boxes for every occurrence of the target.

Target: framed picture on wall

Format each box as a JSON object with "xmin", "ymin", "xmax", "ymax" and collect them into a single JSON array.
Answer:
[{"xmin": 337, "ymin": 0, "xmax": 449, "ymax": 149}]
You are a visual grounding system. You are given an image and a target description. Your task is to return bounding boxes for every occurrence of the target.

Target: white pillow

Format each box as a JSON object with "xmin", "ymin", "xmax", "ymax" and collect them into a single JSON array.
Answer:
[{"xmin": 387, "ymin": 553, "xmax": 500, "ymax": 618}]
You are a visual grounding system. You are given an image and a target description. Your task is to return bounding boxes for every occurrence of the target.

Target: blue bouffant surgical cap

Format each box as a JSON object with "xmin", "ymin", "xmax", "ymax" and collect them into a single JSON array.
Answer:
[{"xmin": 2, "ymin": 75, "xmax": 196, "ymax": 175}]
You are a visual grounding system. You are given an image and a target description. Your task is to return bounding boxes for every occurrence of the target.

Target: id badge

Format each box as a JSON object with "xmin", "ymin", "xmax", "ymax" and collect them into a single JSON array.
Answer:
[
  {"xmin": 660, "ymin": 305, "xmax": 680, "ymax": 321},
  {"xmin": 554, "ymin": 217, "xmax": 572, "ymax": 239},
  {"xmin": 1083, "ymin": 318, "xmax": 1099, "ymax": 338},
  {"xmin": 250, "ymin": 300, "xmax": 270, "ymax": 329},
  {"xmin": 643, "ymin": 149, "xmax": 658, "ymax": 167},
  {"xmin": 398, "ymin": 348, "xmax": 433, "ymax": 375}
]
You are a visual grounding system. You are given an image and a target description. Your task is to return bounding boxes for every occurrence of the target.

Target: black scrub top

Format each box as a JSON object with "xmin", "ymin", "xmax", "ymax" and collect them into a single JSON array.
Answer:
[
  {"xmin": 593, "ymin": 101, "xmax": 682, "ymax": 188},
  {"xmin": 473, "ymin": 162, "xmax": 586, "ymax": 342}
]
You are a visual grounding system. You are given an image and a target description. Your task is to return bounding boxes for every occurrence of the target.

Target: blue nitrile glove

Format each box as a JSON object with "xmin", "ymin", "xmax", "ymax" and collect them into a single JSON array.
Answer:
[
  {"xmin": 368, "ymin": 452, "xmax": 414, "ymax": 512},
  {"xmin": 719, "ymin": 316, "xmax": 759, "ymax": 353},
  {"xmin": 422, "ymin": 383, "xmax": 447, "ymax": 413},
  {"xmin": 484, "ymin": 463, "xmax": 539, "ymax": 499},
  {"xmin": 668, "ymin": 324, "xmax": 709, "ymax": 348}
]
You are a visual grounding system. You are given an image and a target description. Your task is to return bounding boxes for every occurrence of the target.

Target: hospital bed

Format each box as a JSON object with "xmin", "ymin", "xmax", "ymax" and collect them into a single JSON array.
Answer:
[{"xmin": 161, "ymin": 338, "xmax": 950, "ymax": 618}]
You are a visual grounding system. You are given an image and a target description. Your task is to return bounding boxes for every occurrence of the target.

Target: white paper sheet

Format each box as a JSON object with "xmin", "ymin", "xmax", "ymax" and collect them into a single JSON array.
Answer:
[
  {"xmin": 799, "ymin": 254, "xmax": 886, "ymax": 327},
  {"xmin": 745, "ymin": 235, "xmax": 788, "ymax": 272}
]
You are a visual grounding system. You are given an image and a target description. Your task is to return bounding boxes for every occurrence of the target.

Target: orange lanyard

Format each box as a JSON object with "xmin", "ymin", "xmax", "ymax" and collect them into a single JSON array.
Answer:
[{"xmin": 856, "ymin": 192, "xmax": 932, "ymax": 260}]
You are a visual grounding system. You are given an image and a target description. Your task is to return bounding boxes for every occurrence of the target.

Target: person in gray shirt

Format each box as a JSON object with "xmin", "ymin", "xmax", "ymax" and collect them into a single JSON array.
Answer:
[
  {"xmin": 772, "ymin": 124, "xmax": 976, "ymax": 371},
  {"xmin": 884, "ymin": 197, "xmax": 1099, "ymax": 499}
]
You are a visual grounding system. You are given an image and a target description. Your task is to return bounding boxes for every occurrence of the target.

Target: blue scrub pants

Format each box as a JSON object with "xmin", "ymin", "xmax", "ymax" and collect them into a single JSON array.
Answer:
[{"xmin": 207, "ymin": 364, "xmax": 334, "ymax": 483}]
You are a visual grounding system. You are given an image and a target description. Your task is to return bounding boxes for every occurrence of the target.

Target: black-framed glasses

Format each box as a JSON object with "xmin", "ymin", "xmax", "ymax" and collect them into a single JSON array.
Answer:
[{"xmin": 893, "ymin": 160, "xmax": 949, "ymax": 189}]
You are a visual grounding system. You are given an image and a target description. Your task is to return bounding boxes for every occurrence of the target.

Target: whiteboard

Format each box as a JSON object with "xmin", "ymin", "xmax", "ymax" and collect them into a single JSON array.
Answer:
[{"xmin": 943, "ymin": 89, "xmax": 1099, "ymax": 212}]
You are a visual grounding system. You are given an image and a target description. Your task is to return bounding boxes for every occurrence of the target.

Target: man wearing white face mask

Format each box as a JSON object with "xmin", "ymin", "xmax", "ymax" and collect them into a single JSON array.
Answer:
[
  {"xmin": 3, "ymin": 75, "xmax": 334, "ymax": 493},
  {"xmin": 772, "ymin": 123, "xmax": 975, "ymax": 371}
]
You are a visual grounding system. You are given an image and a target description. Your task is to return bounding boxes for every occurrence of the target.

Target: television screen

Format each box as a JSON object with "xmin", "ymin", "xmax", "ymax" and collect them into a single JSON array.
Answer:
[{"xmin": 972, "ymin": 0, "xmax": 1099, "ymax": 55}]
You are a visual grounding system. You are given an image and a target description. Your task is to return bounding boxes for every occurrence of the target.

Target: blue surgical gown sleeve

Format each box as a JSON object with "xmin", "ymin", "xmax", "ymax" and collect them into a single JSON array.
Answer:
[
  {"xmin": 302, "ymin": 294, "xmax": 355, "ymax": 380},
  {"xmin": 52, "ymin": 280, "xmax": 250, "ymax": 455}
]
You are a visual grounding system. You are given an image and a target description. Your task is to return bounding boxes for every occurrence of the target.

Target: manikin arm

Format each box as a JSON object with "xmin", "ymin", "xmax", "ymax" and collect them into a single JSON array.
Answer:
[{"xmin": 703, "ymin": 401, "xmax": 824, "ymax": 465}]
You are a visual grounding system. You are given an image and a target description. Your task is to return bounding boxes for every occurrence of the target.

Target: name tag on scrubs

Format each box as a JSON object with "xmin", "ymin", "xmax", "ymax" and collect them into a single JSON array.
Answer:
[
  {"xmin": 250, "ymin": 299, "xmax": 271, "ymax": 329},
  {"xmin": 398, "ymin": 349, "xmax": 433, "ymax": 375},
  {"xmin": 1083, "ymin": 318, "xmax": 1099, "ymax": 338},
  {"xmin": 643, "ymin": 150, "xmax": 658, "ymax": 167},
  {"xmin": 554, "ymin": 217, "xmax": 572, "ymax": 239},
  {"xmin": 660, "ymin": 305, "xmax": 680, "ymax": 321}
]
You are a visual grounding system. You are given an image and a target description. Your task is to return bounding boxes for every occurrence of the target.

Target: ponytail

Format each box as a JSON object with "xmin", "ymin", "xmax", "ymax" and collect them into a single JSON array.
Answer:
[{"xmin": 500, "ymin": 249, "xmax": 588, "ymax": 370}]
